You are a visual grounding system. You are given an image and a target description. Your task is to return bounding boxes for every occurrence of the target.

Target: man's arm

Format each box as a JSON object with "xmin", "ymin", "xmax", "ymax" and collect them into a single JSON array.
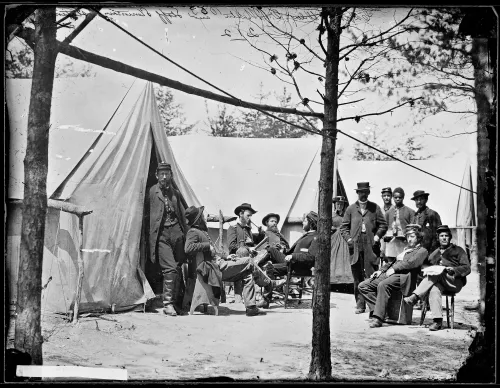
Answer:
[
  {"xmin": 290, "ymin": 236, "xmax": 317, "ymax": 264},
  {"xmin": 450, "ymin": 246, "xmax": 471, "ymax": 278},
  {"xmin": 227, "ymin": 226, "xmax": 238, "ymax": 254},
  {"xmin": 339, "ymin": 207, "xmax": 352, "ymax": 243},
  {"xmin": 392, "ymin": 247, "xmax": 429, "ymax": 273},
  {"xmin": 184, "ymin": 230, "xmax": 211, "ymax": 254},
  {"xmin": 374, "ymin": 205, "xmax": 388, "ymax": 239}
]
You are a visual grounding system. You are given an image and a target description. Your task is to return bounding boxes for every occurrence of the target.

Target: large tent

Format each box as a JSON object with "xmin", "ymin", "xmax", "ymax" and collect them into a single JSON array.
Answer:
[{"xmin": 6, "ymin": 73, "xmax": 200, "ymax": 314}]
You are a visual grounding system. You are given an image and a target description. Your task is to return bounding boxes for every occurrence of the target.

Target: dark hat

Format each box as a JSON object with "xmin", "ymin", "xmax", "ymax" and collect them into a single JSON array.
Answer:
[
  {"xmin": 305, "ymin": 211, "xmax": 319, "ymax": 223},
  {"xmin": 332, "ymin": 196, "xmax": 347, "ymax": 203},
  {"xmin": 234, "ymin": 203, "xmax": 257, "ymax": 216},
  {"xmin": 262, "ymin": 213, "xmax": 280, "ymax": 226},
  {"xmin": 393, "ymin": 187, "xmax": 405, "ymax": 197},
  {"xmin": 185, "ymin": 205, "xmax": 205, "ymax": 226},
  {"xmin": 411, "ymin": 190, "xmax": 430, "ymax": 200},
  {"xmin": 405, "ymin": 223, "xmax": 422, "ymax": 235},
  {"xmin": 436, "ymin": 225, "xmax": 452, "ymax": 236},
  {"xmin": 156, "ymin": 162, "xmax": 172, "ymax": 172},
  {"xmin": 381, "ymin": 187, "xmax": 392, "ymax": 194},
  {"xmin": 355, "ymin": 182, "xmax": 371, "ymax": 192}
]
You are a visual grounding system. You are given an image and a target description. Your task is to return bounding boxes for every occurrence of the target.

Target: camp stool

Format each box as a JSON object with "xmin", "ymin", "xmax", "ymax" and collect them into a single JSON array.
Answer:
[
  {"xmin": 284, "ymin": 262, "xmax": 314, "ymax": 309},
  {"xmin": 419, "ymin": 291, "xmax": 456, "ymax": 329}
]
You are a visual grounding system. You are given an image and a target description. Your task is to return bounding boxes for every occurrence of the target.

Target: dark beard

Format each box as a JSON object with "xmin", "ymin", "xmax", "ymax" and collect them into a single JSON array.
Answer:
[
  {"xmin": 303, "ymin": 223, "xmax": 311, "ymax": 232},
  {"xmin": 267, "ymin": 225, "xmax": 280, "ymax": 233}
]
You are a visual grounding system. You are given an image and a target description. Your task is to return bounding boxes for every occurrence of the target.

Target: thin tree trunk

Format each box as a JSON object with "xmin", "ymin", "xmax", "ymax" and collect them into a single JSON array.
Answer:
[
  {"xmin": 308, "ymin": 7, "xmax": 342, "ymax": 380},
  {"xmin": 14, "ymin": 7, "xmax": 58, "ymax": 365}
]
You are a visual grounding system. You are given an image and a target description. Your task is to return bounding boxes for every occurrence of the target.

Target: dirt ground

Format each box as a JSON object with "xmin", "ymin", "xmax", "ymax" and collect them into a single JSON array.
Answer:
[{"xmin": 9, "ymin": 266, "xmax": 480, "ymax": 382}]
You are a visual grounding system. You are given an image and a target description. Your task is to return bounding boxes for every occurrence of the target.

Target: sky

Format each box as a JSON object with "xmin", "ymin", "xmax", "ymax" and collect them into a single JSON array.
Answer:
[{"xmin": 10, "ymin": 6, "xmax": 477, "ymax": 161}]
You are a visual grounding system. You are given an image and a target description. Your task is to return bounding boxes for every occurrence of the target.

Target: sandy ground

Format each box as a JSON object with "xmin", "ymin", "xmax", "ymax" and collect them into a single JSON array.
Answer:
[{"xmin": 8, "ymin": 267, "xmax": 480, "ymax": 382}]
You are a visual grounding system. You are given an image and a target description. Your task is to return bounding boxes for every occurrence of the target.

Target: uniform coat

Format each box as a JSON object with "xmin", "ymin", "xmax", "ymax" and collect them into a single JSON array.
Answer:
[
  {"xmin": 286, "ymin": 230, "xmax": 319, "ymax": 266},
  {"xmin": 385, "ymin": 205, "xmax": 415, "ymax": 236},
  {"xmin": 227, "ymin": 223, "xmax": 265, "ymax": 254},
  {"xmin": 264, "ymin": 229, "xmax": 290, "ymax": 251},
  {"xmin": 411, "ymin": 206, "xmax": 442, "ymax": 254},
  {"xmin": 340, "ymin": 200, "xmax": 388, "ymax": 267},
  {"xmin": 146, "ymin": 183, "xmax": 188, "ymax": 263},
  {"xmin": 428, "ymin": 243, "xmax": 471, "ymax": 285}
]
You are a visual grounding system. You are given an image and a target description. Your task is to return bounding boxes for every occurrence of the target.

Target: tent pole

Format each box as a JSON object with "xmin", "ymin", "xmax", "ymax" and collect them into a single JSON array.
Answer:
[
  {"xmin": 219, "ymin": 210, "xmax": 224, "ymax": 252},
  {"xmin": 72, "ymin": 215, "xmax": 85, "ymax": 323}
]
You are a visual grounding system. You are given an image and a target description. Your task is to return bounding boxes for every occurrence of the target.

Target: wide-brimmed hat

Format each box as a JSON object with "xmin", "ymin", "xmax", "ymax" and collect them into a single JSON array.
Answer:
[
  {"xmin": 156, "ymin": 162, "xmax": 172, "ymax": 172},
  {"xmin": 411, "ymin": 190, "xmax": 430, "ymax": 200},
  {"xmin": 381, "ymin": 187, "xmax": 392, "ymax": 195},
  {"xmin": 262, "ymin": 213, "xmax": 280, "ymax": 226},
  {"xmin": 305, "ymin": 211, "xmax": 319, "ymax": 223},
  {"xmin": 185, "ymin": 206, "xmax": 205, "ymax": 226},
  {"xmin": 332, "ymin": 196, "xmax": 347, "ymax": 203},
  {"xmin": 355, "ymin": 182, "xmax": 371, "ymax": 192},
  {"xmin": 405, "ymin": 223, "xmax": 422, "ymax": 235},
  {"xmin": 436, "ymin": 225, "xmax": 452, "ymax": 236},
  {"xmin": 234, "ymin": 203, "xmax": 257, "ymax": 216}
]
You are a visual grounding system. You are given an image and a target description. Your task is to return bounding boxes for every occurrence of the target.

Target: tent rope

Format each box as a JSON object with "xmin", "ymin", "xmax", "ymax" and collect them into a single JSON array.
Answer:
[{"xmin": 91, "ymin": 8, "xmax": 477, "ymax": 195}]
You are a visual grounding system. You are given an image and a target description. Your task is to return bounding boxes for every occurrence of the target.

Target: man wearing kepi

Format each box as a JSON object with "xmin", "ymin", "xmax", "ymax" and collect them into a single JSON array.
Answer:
[
  {"xmin": 358, "ymin": 224, "xmax": 428, "ymax": 328},
  {"xmin": 184, "ymin": 205, "xmax": 285, "ymax": 316},
  {"xmin": 410, "ymin": 190, "xmax": 442, "ymax": 253},
  {"xmin": 340, "ymin": 182, "xmax": 388, "ymax": 314},
  {"xmin": 147, "ymin": 162, "xmax": 188, "ymax": 317},
  {"xmin": 404, "ymin": 225, "xmax": 471, "ymax": 331}
]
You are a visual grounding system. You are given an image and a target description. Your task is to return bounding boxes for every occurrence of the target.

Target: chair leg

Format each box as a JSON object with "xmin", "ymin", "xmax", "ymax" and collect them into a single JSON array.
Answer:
[
  {"xmin": 450, "ymin": 296, "xmax": 454, "ymax": 329},
  {"xmin": 445, "ymin": 296, "xmax": 450, "ymax": 328},
  {"xmin": 419, "ymin": 296, "xmax": 428, "ymax": 326},
  {"xmin": 285, "ymin": 265, "xmax": 292, "ymax": 309}
]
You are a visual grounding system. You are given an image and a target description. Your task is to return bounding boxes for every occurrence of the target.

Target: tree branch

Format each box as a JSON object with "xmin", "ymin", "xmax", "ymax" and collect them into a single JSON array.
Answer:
[
  {"xmin": 423, "ymin": 130, "xmax": 478, "ymax": 138},
  {"xmin": 16, "ymin": 27, "xmax": 323, "ymax": 120},
  {"xmin": 337, "ymin": 97, "xmax": 423, "ymax": 122},
  {"xmin": 62, "ymin": 9, "xmax": 99, "ymax": 45}
]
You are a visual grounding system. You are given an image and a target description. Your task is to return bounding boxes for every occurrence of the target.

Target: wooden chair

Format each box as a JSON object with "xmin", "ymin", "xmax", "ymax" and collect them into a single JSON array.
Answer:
[
  {"xmin": 284, "ymin": 262, "xmax": 314, "ymax": 309},
  {"xmin": 419, "ymin": 291, "xmax": 456, "ymax": 329},
  {"xmin": 385, "ymin": 290, "xmax": 413, "ymax": 325}
]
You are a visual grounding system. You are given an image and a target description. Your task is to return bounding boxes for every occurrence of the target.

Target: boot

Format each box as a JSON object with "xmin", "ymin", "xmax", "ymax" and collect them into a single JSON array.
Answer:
[
  {"xmin": 429, "ymin": 318, "xmax": 443, "ymax": 331},
  {"xmin": 403, "ymin": 293, "xmax": 419, "ymax": 306},
  {"xmin": 162, "ymin": 273, "xmax": 178, "ymax": 316},
  {"xmin": 173, "ymin": 267, "xmax": 186, "ymax": 315}
]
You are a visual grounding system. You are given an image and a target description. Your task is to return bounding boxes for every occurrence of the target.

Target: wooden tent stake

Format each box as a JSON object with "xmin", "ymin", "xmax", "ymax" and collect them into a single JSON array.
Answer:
[{"xmin": 72, "ymin": 215, "xmax": 85, "ymax": 323}]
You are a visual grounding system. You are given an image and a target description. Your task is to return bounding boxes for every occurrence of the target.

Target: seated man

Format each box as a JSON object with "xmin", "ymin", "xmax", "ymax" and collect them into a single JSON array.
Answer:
[
  {"xmin": 184, "ymin": 205, "xmax": 285, "ymax": 317},
  {"xmin": 257, "ymin": 211, "xmax": 319, "ymax": 308},
  {"xmin": 358, "ymin": 224, "xmax": 428, "ymax": 328},
  {"xmin": 262, "ymin": 212, "xmax": 290, "ymax": 253},
  {"xmin": 404, "ymin": 225, "xmax": 471, "ymax": 331}
]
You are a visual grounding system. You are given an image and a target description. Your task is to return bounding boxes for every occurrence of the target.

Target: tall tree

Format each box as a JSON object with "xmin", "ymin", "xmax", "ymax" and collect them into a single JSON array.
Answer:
[
  {"xmin": 14, "ymin": 7, "xmax": 58, "ymax": 365},
  {"xmin": 154, "ymin": 86, "xmax": 196, "ymax": 136},
  {"xmin": 204, "ymin": 101, "xmax": 243, "ymax": 137}
]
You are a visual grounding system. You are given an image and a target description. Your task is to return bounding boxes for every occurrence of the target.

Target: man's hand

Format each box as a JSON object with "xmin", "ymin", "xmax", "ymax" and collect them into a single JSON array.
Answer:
[
  {"xmin": 445, "ymin": 267, "xmax": 456, "ymax": 275},
  {"xmin": 209, "ymin": 245, "xmax": 216, "ymax": 257},
  {"xmin": 371, "ymin": 270, "xmax": 381, "ymax": 279},
  {"xmin": 258, "ymin": 226, "xmax": 265, "ymax": 234},
  {"xmin": 227, "ymin": 254, "xmax": 237, "ymax": 261},
  {"xmin": 285, "ymin": 254, "xmax": 293, "ymax": 263},
  {"xmin": 373, "ymin": 235, "xmax": 380, "ymax": 243},
  {"xmin": 347, "ymin": 238, "xmax": 354, "ymax": 248}
]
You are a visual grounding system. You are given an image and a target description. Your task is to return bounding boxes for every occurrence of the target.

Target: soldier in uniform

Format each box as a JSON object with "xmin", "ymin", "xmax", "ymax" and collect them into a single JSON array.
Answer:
[
  {"xmin": 261, "ymin": 213, "xmax": 290, "ymax": 252},
  {"xmin": 381, "ymin": 187, "xmax": 394, "ymax": 215},
  {"xmin": 146, "ymin": 162, "xmax": 188, "ymax": 316}
]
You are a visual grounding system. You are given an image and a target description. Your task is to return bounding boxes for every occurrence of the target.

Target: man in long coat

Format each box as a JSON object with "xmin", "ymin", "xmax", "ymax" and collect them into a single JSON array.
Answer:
[
  {"xmin": 340, "ymin": 182, "xmax": 388, "ymax": 314},
  {"xmin": 184, "ymin": 205, "xmax": 284, "ymax": 316},
  {"xmin": 358, "ymin": 224, "xmax": 428, "ymax": 328},
  {"xmin": 404, "ymin": 225, "xmax": 471, "ymax": 331},
  {"xmin": 146, "ymin": 162, "xmax": 188, "ymax": 316}
]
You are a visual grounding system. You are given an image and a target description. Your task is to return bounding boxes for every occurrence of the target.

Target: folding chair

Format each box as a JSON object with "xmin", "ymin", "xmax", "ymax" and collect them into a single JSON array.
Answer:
[
  {"xmin": 419, "ymin": 291, "xmax": 456, "ymax": 329},
  {"xmin": 284, "ymin": 262, "xmax": 314, "ymax": 309}
]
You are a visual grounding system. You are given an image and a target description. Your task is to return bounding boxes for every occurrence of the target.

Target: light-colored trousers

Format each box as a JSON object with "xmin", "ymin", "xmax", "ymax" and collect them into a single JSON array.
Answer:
[{"xmin": 413, "ymin": 272, "xmax": 465, "ymax": 318}]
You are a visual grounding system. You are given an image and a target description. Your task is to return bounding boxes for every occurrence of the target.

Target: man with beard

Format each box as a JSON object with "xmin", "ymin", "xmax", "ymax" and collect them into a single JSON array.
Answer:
[
  {"xmin": 358, "ymin": 224, "xmax": 428, "ymax": 328},
  {"xmin": 340, "ymin": 182, "xmax": 388, "ymax": 314},
  {"xmin": 404, "ymin": 225, "xmax": 471, "ymax": 331},
  {"xmin": 257, "ymin": 211, "xmax": 320, "ymax": 309},
  {"xmin": 184, "ymin": 205, "xmax": 285, "ymax": 316},
  {"xmin": 261, "ymin": 213, "xmax": 290, "ymax": 252},
  {"xmin": 146, "ymin": 162, "xmax": 188, "ymax": 316}
]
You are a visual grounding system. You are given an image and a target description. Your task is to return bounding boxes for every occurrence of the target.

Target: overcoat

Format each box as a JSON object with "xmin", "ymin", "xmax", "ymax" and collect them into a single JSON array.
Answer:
[
  {"xmin": 411, "ymin": 206, "xmax": 442, "ymax": 253},
  {"xmin": 340, "ymin": 200, "xmax": 388, "ymax": 267},
  {"xmin": 146, "ymin": 183, "xmax": 188, "ymax": 263}
]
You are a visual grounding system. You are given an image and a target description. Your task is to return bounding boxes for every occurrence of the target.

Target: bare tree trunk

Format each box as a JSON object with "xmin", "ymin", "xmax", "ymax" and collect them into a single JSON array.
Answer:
[
  {"xmin": 308, "ymin": 7, "xmax": 342, "ymax": 380},
  {"xmin": 14, "ymin": 7, "xmax": 58, "ymax": 365},
  {"xmin": 457, "ymin": 32, "xmax": 496, "ymax": 382}
]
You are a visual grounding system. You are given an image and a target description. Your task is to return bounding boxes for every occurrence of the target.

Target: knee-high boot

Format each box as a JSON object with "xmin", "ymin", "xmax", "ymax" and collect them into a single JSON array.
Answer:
[
  {"xmin": 162, "ymin": 273, "xmax": 178, "ymax": 316},
  {"xmin": 173, "ymin": 266, "xmax": 186, "ymax": 314}
]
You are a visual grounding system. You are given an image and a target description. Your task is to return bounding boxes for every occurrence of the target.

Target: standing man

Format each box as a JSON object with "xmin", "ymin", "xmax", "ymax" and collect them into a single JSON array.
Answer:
[
  {"xmin": 404, "ymin": 225, "xmax": 471, "ymax": 331},
  {"xmin": 381, "ymin": 187, "xmax": 394, "ymax": 215},
  {"xmin": 146, "ymin": 162, "xmax": 188, "ymax": 317},
  {"xmin": 384, "ymin": 187, "xmax": 415, "ymax": 261},
  {"xmin": 261, "ymin": 213, "xmax": 290, "ymax": 252},
  {"xmin": 410, "ymin": 190, "xmax": 442, "ymax": 254},
  {"xmin": 359, "ymin": 224, "xmax": 428, "ymax": 328},
  {"xmin": 340, "ymin": 182, "xmax": 388, "ymax": 314},
  {"xmin": 184, "ymin": 205, "xmax": 285, "ymax": 316}
]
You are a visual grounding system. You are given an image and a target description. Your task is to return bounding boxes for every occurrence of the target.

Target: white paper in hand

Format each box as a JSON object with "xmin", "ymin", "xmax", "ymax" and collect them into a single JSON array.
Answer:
[{"xmin": 423, "ymin": 265, "xmax": 446, "ymax": 276}]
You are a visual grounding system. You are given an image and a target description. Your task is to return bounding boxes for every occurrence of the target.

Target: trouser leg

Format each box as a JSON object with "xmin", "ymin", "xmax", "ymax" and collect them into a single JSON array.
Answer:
[
  {"xmin": 373, "ymin": 276, "xmax": 401, "ymax": 320},
  {"xmin": 358, "ymin": 274, "xmax": 386, "ymax": 313},
  {"xmin": 413, "ymin": 275, "xmax": 442, "ymax": 298},
  {"xmin": 351, "ymin": 252, "xmax": 366, "ymax": 309},
  {"xmin": 221, "ymin": 258, "xmax": 258, "ymax": 308},
  {"xmin": 428, "ymin": 285, "xmax": 444, "ymax": 319}
]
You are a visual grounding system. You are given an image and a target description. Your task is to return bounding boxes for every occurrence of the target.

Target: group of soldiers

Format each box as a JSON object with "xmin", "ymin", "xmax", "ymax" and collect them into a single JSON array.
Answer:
[{"xmin": 147, "ymin": 162, "xmax": 471, "ymax": 328}]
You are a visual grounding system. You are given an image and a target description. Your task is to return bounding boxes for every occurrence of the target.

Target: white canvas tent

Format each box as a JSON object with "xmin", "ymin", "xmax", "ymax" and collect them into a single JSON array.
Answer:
[{"xmin": 6, "ymin": 73, "xmax": 200, "ymax": 314}]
